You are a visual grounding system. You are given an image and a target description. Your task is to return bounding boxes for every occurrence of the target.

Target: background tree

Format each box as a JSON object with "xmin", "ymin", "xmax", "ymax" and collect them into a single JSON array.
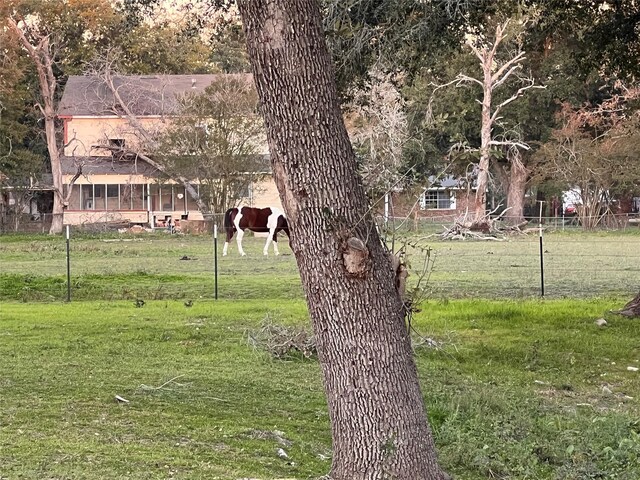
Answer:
[
  {"xmin": 1, "ymin": 0, "xmax": 234, "ymax": 233},
  {"xmin": 78, "ymin": 50, "xmax": 268, "ymax": 215},
  {"xmin": 346, "ymin": 68, "xmax": 409, "ymax": 212},
  {"xmin": 238, "ymin": 0, "xmax": 448, "ymax": 478},
  {"xmin": 429, "ymin": 19, "xmax": 544, "ymax": 225},
  {"xmin": 0, "ymin": 18, "xmax": 47, "ymax": 230},
  {"xmin": 533, "ymin": 86, "xmax": 640, "ymax": 229},
  {"xmin": 2, "ymin": 0, "xmax": 123, "ymax": 233},
  {"xmin": 111, "ymin": 0, "xmax": 250, "ymax": 74},
  {"xmin": 152, "ymin": 77, "xmax": 268, "ymax": 213},
  {"xmin": 324, "ymin": 1, "xmax": 640, "ymax": 227}
]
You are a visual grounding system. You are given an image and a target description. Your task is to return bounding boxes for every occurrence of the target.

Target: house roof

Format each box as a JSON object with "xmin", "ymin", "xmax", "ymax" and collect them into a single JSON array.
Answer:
[
  {"xmin": 61, "ymin": 154, "xmax": 273, "ymax": 178},
  {"xmin": 61, "ymin": 156, "xmax": 161, "ymax": 177},
  {"xmin": 427, "ymin": 175, "xmax": 474, "ymax": 190},
  {"xmin": 58, "ymin": 74, "xmax": 252, "ymax": 117}
]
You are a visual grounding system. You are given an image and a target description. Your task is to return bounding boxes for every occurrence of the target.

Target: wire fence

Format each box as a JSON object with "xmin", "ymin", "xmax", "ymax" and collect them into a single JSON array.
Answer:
[
  {"xmin": 422, "ymin": 236, "xmax": 640, "ymax": 299},
  {"xmin": 1, "ymin": 210, "xmax": 639, "ymax": 234},
  {"xmin": 1, "ymin": 225, "xmax": 638, "ymax": 303},
  {"xmin": 387, "ymin": 212, "xmax": 640, "ymax": 232}
]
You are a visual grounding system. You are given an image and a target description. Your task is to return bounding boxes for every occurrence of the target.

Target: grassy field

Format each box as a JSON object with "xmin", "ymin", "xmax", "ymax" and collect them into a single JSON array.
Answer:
[
  {"xmin": 1, "ymin": 231, "xmax": 639, "ymax": 478},
  {"xmin": 1, "ymin": 298, "xmax": 639, "ymax": 479},
  {"xmin": 0, "ymin": 229, "xmax": 639, "ymax": 301}
]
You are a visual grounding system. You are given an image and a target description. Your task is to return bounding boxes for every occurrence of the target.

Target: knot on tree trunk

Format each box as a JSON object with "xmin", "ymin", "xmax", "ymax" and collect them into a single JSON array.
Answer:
[{"xmin": 342, "ymin": 237, "xmax": 369, "ymax": 277}]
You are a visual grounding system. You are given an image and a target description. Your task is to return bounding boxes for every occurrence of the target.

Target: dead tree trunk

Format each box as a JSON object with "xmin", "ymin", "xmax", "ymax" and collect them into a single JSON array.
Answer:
[
  {"xmin": 238, "ymin": 1, "xmax": 446, "ymax": 478},
  {"xmin": 505, "ymin": 149, "xmax": 528, "ymax": 225}
]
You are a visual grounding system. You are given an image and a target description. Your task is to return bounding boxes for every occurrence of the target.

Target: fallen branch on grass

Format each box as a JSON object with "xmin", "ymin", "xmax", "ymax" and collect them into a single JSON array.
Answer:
[
  {"xmin": 247, "ymin": 315, "xmax": 316, "ymax": 360},
  {"xmin": 433, "ymin": 206, "xmax": 531, "ymax": 241},
  {"xmin": 138, "ymin": 374, "xmax": 186, "ymax": 391}
]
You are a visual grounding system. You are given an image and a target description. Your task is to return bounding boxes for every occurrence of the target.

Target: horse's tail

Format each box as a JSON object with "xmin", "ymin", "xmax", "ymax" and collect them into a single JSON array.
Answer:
[{"xmin": 223, "ymin": 208, "xmax": 235, "ymax": 238}]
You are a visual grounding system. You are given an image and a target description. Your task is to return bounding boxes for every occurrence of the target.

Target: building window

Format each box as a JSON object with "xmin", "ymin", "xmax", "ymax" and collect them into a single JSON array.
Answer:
[
  {"xmin": 107, "ymin": 185, "xmax": 119, "ymax": 197},
  {"xmin": 109, "ymin": 139, "xmax": 126, "ymax": 159},
  {"xmin": 81, "ymin": 185, "xmax": 93, "ymax": 210},
  {"xmin": 107, "ymin": 184, "xmax": 120, "ymax": 210},
  {"xmin": 109, "ymin": 138, "xmax": 125, "ymax": 149},
  {"xmin": 421, "ymin": 190, "xmax": 455, "ymax": 210}
]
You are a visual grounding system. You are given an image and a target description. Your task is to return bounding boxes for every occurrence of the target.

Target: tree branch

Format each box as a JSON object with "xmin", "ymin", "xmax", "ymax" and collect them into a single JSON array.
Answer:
[
  {"xmin": 491, "ymin": 82, "xmax": 546, "ymax": 123},
  {"xmin": 491, "ymin": 52, "xmax": 525, "ymax": 86},
  {"xmin": 455, "ymin": 73, "xmax": 483, "ymax": 87}
]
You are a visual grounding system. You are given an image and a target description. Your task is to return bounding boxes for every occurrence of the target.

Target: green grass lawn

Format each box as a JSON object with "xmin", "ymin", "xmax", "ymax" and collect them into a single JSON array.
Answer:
[{"xmin": 1, "ymin": 298, "xmax": 639, "ymax": 479}]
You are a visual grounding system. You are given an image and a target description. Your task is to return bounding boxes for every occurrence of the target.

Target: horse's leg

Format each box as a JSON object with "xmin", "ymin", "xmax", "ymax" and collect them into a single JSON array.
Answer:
[
  {"xmin": 223, "ymin": 230, "xmax": 233, "ymax": 256},
  {"xmin": 236, "ymin": 228, "xmax": 246, "ymax": 256},
  {"xmin": 272, "ymin": 230, "xmax": 280, "ymax": 256},
  {"xmin": 263, "ymin": 228, "xmax": 274, "ymax": 256}
]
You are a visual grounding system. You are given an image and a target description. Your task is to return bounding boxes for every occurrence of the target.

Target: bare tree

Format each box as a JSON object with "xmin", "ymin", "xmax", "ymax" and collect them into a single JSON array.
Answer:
[
  {"xmin": 347, "ymin": 68, "xmax": 409, "ymax": 196},
  {"xmin": 440, "ymin": 19, "xmax": 544, "ymax": 225},
  {"xmin": 6, "ymin": 17, "xmax": 75, "ymax": 234},
  {"xmin": 238, "ymin": 0, "xmax": 448, "ymax": 478},
  {"xmin": 83, "ymin": 53, "xmax": 209, "ymax": 211},
  {"xmin": 152, "ymin": 78, "xmax": 268, "ymax": 213}
]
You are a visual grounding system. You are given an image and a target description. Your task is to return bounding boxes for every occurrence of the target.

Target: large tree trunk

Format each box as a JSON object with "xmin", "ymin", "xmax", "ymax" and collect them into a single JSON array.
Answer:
[
  {"xmin": 473, "ymin": 50, "xmax": 492, "ymax": 224},
  {"xmin": 238, "ymin": 1, "xmax": 446, "ymax": 479},
  {"xmin": 474, "ymin": 88, "xmax": 491, "ymax": 222},
  {"xmin": 505, "ymin": 149, "xmax": 528, "ymax": 225}
]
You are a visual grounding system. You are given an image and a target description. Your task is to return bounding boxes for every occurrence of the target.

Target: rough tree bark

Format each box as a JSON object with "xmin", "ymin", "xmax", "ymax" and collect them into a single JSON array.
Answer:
[
  {"xmin": 474, "ymin": 47, "xmax": 493, "ymax": 223},
  {"xmin": 237, "ymin": 1, "xmax": 447, "ymax": 479}
]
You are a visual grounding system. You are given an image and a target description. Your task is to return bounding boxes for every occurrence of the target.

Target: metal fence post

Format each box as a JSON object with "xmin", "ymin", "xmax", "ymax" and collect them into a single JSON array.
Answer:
[
  {"xmin": 65, "ymin": 225, "xmax": 71, "ymax": 302},
  {"xmin": 538, "ymin": 201, "xmax": 545, "ymax": 297},
  {"xmin": 213, "ymin": 223, "xmax": 218, "ymax": 300}
]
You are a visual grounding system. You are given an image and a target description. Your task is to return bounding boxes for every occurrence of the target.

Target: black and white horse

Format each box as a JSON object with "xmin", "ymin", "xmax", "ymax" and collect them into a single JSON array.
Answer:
[{"xmin": 223, "ymin": 206, "xmax": 290, "ymax": 256}]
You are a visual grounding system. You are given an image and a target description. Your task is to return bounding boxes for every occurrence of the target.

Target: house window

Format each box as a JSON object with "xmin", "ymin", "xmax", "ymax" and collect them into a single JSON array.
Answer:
[
  {"xmin": 107, "ymin": 184, "xmax": 119, "ymax": 210},
  {"xmin": 421, "ymin": 190, "xmax": 454, "ymax": 210},
  {"xmin": 81, "ymin": 185, "xmax": 94, "ymax": 210},
  {"xmin": 109, "ymin": 139, "xmax": 126, "ymax": 159}
]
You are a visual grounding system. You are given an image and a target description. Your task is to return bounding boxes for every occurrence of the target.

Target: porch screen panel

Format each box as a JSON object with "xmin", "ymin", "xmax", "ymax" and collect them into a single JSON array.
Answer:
[
  {"xmin": 185, "ymin": 189, "xmax": 199, "ymax": 211},
  {"xmin": 131, "ymin": 185, "xmax": 144, "ymax": 210},
  {"xmin": 81, "ymin": 185, "xmax": 94, "ymax": 210},
  {"xmin": 66, "ymin": 185, "xmax": 81, "ymax": 210},
  {"xmin": 94, "ymin": 185, "xmax": 105, "ymax": 210},
  {"xmin": 107, "ymin": 185, "xmax": 119, "ymax": 210},
  {"xmin": 120, "ymin": 184, "xmax": 132, "ymax": 210},
  {"xmin": 148, "ymin": 184, "xmax": 159, "ymax": 211}
]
